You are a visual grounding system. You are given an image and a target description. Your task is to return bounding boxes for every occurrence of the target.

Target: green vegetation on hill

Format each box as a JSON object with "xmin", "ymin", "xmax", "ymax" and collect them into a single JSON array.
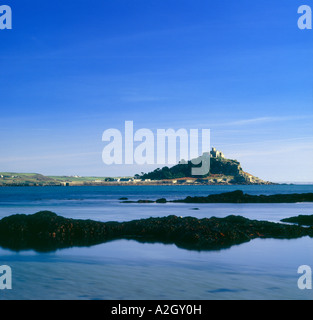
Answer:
[
  {"xmin": 0, "ymin": 172, "xmax": 130, "ymax": 186},
  {"xmin": 137, "ymin": 156, "xmax": 270, "ymax": 184},
  {"xmin": 0, "ymin": 172, "xmax": 57, "ymax": 186},
  {"xmin": 138, "ymin": 157, "xmax": 242, "ymax": 179}
]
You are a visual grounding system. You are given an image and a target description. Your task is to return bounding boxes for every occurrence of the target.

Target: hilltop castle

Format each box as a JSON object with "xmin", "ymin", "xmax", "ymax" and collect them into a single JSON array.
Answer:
[{"xmin": 210, "ymin": 147, "xmax": 225, "ymax": 159}]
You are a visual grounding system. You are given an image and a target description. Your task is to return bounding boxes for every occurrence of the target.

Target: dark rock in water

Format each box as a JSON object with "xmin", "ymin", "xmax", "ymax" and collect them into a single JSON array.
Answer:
[
  {"xmin": 173, "ymin": 190, "xmax": 313, "ymax": 203},
  {"xmin": 120, "ymin": 199, "xmax": 158, "ymax": 203},
  {"xmin": 0, "ymin": 211, "xmax": 114, "ymax": 252},
  {"xmin": 119, "ymin": 197, "xmax": 128, "ymax": 200},
  {"xmin": 137, "ymin": 200, "xmax": 155, "ymax": 203},
  {"xmin": 0, "ymin": 211, "xmax": 313, "ymax": 252},
  {"xmin": 156, "ymin": 198, "xmax": 167, "ymax": 203},
  {"xmin": 129, "ymin": 191, "xmax": 313, "ymax": 204},
  {"xmin": 281, "ymin": 215, "xmax": 313, "ymax": 226}
]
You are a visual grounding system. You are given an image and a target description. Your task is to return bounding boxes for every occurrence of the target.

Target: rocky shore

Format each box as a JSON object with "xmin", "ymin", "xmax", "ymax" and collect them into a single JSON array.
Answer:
[
  {"xmin": 173, "ymin": 190, "xmax": 313, "ymax": 203},
  {"xmin": 0, "ymin": 211, "xmax": 312, "ymax": 252},
  {"xmin": 121, "ymin": 190, "xmax": 313, "ymax": 204},
  {"xmin": 281, "ymin": 215, "xmax": 313, "ymax": 226}
]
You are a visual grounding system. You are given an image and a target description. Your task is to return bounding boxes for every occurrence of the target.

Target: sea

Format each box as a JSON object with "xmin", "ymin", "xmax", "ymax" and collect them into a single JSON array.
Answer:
[{"xmin": 1, "ymin": 184, "xmax": 313, "ymax": 300}]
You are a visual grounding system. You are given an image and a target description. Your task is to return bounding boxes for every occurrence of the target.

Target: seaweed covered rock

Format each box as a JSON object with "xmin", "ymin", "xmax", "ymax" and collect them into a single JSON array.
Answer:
[
  {"xmin": 121, "ymin": 214, "xmax": 311, "ymax": 250},
  {"xmin": 173, "ymin": 190, "xmax": 313, "ymax": 203},
  {"xmin": 281, "ymin": 215, "xmax": 313, "ymax": 226},
  {"xmin": 126, "ymin": 191, "xmax": 313, "ymax": 204},
  {"xmin": 0, "ymin": 211, "xmax": 313, "ymax": 252},
  {"xmin": 0, "ymin": 211, "xmax": 115, "ymax": 252}
]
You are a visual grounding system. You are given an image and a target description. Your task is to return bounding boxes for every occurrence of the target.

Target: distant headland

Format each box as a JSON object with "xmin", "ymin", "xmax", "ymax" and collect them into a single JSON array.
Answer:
[{"xmin": 0, "ymin": 148, "xmax": 273, "ymax": 187}]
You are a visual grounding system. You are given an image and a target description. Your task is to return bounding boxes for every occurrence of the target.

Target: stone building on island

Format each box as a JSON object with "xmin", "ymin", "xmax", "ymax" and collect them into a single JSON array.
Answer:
[{"xmin": 210, "ymin": 147, "xmax": 225, "ymax": 159}]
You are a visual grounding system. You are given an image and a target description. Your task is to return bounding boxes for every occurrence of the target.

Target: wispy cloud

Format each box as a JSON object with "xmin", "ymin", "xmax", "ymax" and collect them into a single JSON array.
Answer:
[
  {"xmin": 226, "ymin": 136, "xmax": 313, "ymax": 157},
  {"xmin": 225, "ymin": 115, "xmax": 313, "ymax": 127},
  {"xmin": 187, "ymin": 114, "xmax": 313, "ymax": 130}
]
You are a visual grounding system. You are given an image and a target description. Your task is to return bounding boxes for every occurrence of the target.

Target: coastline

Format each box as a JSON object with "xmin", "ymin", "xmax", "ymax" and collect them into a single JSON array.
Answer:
[{"xmin": 0, "ymin": 180, "xmax": 277, "ymax": 187}]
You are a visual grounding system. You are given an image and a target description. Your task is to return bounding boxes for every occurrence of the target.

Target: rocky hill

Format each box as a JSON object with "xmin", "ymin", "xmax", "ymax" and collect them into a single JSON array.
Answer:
[{"xmin": 138, "ymin": 148, "xmax": 272, "ymax": 185}]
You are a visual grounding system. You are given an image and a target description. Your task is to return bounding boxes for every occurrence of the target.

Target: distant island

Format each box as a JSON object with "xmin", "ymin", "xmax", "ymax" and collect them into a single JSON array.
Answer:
[
  {"xmin": 0, "ymin": 148, "xmax": 273, "ymax": 187},
  {"xmin": 135, "ymin": 148, "xmax": 272, "ymax": 185}
]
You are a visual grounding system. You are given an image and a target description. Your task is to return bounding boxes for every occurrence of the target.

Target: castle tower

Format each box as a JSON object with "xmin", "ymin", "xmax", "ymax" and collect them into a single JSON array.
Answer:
[{"xmin": 210, "ymin": 147, "xmax": 225, "ymax": 159}]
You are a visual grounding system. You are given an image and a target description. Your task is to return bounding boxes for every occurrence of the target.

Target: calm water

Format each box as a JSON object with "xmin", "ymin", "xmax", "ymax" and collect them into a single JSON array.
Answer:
[{"xmin": 1, "ymin": 184, "xmax": 313, "ymax": 300}]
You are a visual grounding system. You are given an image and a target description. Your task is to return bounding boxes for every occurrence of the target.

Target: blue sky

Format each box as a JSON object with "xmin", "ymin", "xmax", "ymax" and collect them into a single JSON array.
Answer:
[{"xmin": 0, "ymin": 0, "xmax": 312, "ymax": 182}]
